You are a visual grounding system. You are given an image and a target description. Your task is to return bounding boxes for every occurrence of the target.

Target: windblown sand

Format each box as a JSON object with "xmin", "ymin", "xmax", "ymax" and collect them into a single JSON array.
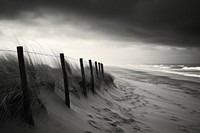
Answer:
[{"xmin": 1, "ymin": 67, "xmax": 200, "ymax": 133}]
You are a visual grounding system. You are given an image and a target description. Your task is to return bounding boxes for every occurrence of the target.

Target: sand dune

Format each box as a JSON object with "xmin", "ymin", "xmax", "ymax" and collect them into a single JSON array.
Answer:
[{"xmin": 1, "ymin": 67, "xmax": 200, "ymax": 133}]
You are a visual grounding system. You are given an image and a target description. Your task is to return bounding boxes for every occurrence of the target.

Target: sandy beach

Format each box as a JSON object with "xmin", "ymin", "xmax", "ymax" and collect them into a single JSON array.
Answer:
[
  {"xmin": 1, "ymin": 66, "xmax": 200, "ymax": 133},
  {"xmin": 107, "ymin": 67, "xmax": 200, "ymax": 133}
]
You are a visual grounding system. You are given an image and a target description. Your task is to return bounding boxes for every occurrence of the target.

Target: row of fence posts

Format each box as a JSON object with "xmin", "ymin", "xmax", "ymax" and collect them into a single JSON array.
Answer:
[{"xmin": 16, "ymin": 46, "xmax": 105, "ymax": 126}]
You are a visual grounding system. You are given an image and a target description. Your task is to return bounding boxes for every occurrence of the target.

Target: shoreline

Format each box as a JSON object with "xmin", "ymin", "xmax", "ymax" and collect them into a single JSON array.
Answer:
[
  {"xmin": 107, "ymin": 66, "xmax": 200, "ymax": 133},
  {"xmin": 116, "ymin": 66, "xmax": 200, "ymax": 84}
]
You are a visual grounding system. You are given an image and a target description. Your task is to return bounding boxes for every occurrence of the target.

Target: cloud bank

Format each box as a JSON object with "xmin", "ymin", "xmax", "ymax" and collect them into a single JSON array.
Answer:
[{"xmin": 0, "ymin": 0, "xmax": 200, "ymax": 47}]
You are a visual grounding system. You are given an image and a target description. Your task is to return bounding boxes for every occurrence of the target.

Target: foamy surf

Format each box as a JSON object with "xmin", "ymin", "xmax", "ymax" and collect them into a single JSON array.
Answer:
[{"xmin": 126, "ymin": 64, "xmax": 200, "ymax": 78}]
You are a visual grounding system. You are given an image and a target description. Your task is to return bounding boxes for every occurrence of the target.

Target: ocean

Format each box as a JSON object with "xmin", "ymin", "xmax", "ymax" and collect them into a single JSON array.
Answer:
[{"xmin": 127, "ymin": 64, "xmax": 200, "ymax": 78}]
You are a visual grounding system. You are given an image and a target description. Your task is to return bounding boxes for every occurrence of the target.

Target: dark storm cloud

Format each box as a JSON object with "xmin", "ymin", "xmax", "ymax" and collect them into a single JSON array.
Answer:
[{"xmin": 0, "ymin": 0, "xmax": 200, "ymax": 47}]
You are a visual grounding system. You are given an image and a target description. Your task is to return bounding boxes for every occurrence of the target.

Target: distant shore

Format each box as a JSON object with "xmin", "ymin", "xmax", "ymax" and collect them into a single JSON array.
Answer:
[{"xmin": 121, "ymin": 65, "xmax": 200, "ymax": 83}]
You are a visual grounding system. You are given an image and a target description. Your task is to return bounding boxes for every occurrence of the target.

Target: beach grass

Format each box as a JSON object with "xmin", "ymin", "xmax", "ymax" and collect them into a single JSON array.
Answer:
[{"xmin": 0, "ymin": 53, "xmax": 114, "ymax": 125}]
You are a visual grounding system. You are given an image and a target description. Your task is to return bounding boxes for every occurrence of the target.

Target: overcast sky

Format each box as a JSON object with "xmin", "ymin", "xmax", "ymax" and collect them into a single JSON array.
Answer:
[{"xmin": 0, "ymin": 0, "xmax": 200, "ymax": 66}]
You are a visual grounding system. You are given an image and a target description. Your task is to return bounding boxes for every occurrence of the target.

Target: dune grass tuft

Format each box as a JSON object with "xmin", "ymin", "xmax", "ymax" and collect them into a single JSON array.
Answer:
[{"xmin": 0, "ymin": 52, "xmax": 114, "ymax": 125}]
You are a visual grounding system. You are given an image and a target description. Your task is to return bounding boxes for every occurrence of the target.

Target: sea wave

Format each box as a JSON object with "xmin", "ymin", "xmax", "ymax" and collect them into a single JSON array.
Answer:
[
  {"xmin": 181, "ymin": 67, "xmax": 200, "ymax": 71},
  {"xmin": 161, "ymin": 70, "xmax": 200, "ymax": 78},
  {"xmin": 152, "ymin": 65, "xmax": 200, "ymax": 71},
  {"xmin": 152, "ymin": 65, "xmax": 170, "ymax": 69},
  {"xmin": 128, "ymin": 64, "xmax": 200, "ymax": 78}
]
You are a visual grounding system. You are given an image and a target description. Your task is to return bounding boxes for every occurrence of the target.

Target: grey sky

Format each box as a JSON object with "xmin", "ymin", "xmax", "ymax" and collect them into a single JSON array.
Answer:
[{"xmin": 0, "ymin": 0, "xmax": 200, "ymax": 65}]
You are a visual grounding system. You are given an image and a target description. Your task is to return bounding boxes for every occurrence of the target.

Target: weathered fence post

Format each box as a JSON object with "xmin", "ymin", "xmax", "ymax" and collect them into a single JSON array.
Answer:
[
  {"xmin": 98, "ymin": 62, "xmax": 101, "ymax": 79},
  {"xmin": 60, "ymin": 53, "xmax": 70, "ymax": 108},
  {"xmin": 80, "ymin": 58, "xmax": 87, "ymax": 97},
  {"xmin": 89, "ymin": 60, "xmax": 95, "ymax": 94},
  {"xmin": 95, "ymin": 61, "xmax": 99, "ymax": 79},
  {"xmin": 17, "ymin": 46, "xmax": 35, "ymax": 126},
  {"xmin": 101, "ymin": 63, "xmax": 104, "ymax": 79}
]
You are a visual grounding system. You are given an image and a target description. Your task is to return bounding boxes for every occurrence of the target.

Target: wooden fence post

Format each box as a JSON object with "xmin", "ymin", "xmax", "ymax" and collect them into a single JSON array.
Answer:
[
  {"xmin": 17, "ymin": 46, "xmax": 35, "ymax": 126},
  {"xmin": 95, "ymin": 61, "xmax": 99, "ymax": 79},
  {"xmin": 80, "ymin": 58, "xmax": 87, "ymax": 97},
  {"xmin": 60, "ymin": 53, "xmax": 70, "ymax": 108},
  {"xmin": 98, "ymin": 62, "xmax": 101, "ymax": 79},
  {"xmin": 89, "ymin": 60, "xmax": 95, "ymax": 94},
  {"xmin": 101, "ymin": 63, "xmax": 104, "ymax": 79}
]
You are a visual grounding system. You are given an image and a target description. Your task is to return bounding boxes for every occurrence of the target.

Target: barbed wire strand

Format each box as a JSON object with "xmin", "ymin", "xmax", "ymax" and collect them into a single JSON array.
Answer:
[
  {"xmin": 0, "ymin": 49, "xmax": 83, "ymax": 62},
  {"xmin": 0, "ymin": 49, "xmax": 17, "ymax": 53}
]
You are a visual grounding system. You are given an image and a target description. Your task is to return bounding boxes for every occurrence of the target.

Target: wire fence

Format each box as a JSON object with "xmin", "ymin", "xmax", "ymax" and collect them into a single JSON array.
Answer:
[
  {"xmin": 0, "ymin": 48, "xmax": 83, "ymax": 62},
  {"xmin": 0, "ymin": 48, "xmax": 94, "ymax": 81},
  {"xmin": 0, "ymin": 46, "xmax": 105, "ymax": 107},
  {"xmin": 0, "ymin": 46, "xmax": 109, "ymax": 125}
]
